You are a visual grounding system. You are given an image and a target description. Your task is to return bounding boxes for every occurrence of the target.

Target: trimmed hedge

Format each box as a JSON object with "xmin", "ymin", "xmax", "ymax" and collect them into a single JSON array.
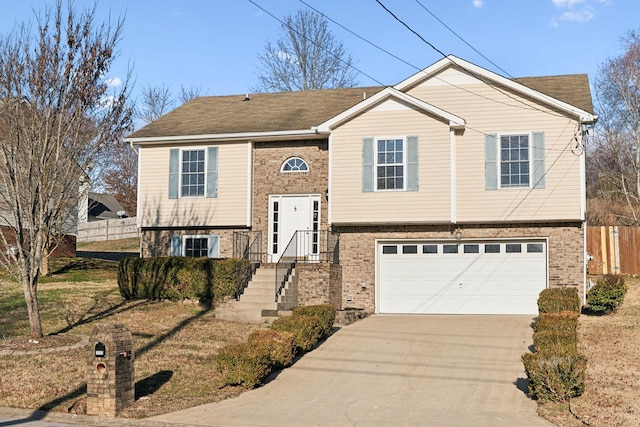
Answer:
[
  {"xmin": 214, "ymin": 342, "xmax": 272, "ymax": 389},
  {"xmin": 117, "ymin": 257, "xmax": 249, "ymax": 303},
  {"xmin": 247, "ymin": 329, "xmax": 296, "ymax": 368},
  {"xmin": 523, "ymin": 291, "xmax": 586, "ymax": 402},
  {"xmin": 586, "ymin": 274, "xmax": 627, "ymax": 314},
  {"xmin": 522, "ymin": 350, "xmax": 587, "ymax": 402},
  {"xmin": 271, "ymin": 314, "xmax": 325, "ymax": 353},
  {"xmin": 216, "ymin": 304, "xmax": 337, "ymax": 389},
  {"xmin": 291, "ymin": 304, "xmax": 337, "ymax": 339},
  {"xmin": 537, "ymin": 287, "xmax": 580, "ymax": 314}
]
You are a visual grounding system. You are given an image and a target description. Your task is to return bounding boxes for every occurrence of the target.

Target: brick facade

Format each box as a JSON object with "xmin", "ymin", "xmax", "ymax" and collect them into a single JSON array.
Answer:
[
  {"xmin": 252, "ymin": 139, "xmax": 329, "ymax": 256},
  {"xmin": 335, "ymin": 222, "xmax": 585, "ymax": 313},
  {"xmin": 141, "ymin": 228, "xmax": 241, "ymax": 258},
  {"xmin": 295, "ymin": 262, "xmax": 342, "ymax": 308}
]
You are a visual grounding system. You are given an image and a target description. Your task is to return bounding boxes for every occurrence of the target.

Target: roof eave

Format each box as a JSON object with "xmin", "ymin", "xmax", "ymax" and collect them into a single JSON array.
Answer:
[{"xmin": 126, "ymin": 128, "xmax": 327, "ymax": 145}]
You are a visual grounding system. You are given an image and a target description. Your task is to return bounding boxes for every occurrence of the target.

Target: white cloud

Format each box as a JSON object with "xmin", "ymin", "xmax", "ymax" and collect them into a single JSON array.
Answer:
[
  {"xmin": 552, "ymin": 0, "xmax": 587, "ymax": 7},
  {"xmin": 551, "ymin": 0, "xmax": 600, "ymax": 27},
  {"xmin": 559, "ymin": 6, "xmax": 595, "ymax": 22},
  {"xmin": 105, "ymin": 77, "xmax": 122, "ymax": 88},
  {"xmin": 472, "ymin": 0, "xmax": 484, "ymax": 8}
]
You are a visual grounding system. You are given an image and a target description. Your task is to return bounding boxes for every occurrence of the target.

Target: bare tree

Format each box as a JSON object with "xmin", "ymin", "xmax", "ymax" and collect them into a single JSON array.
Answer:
[
  {"xmin": 178, "ymin": 84, "xmax": 207, "ymax": 104},
  {"xmin": 135, "ymin": 83, "xmax": 174, "ymax": 123},
  {"xmin": 254, "ymin": 9, "xmax": 358, "ymax": 92},
  {"xmin": 101, "ymin": 142, "xmax": 138, "ymax": 216},
  {"xmin": 0, "ymin": 1, "xmax": 132, "ymax": 338},
  {"xmin": 589, "ymin": 30, "xmax": 640, "ymax": 225}
]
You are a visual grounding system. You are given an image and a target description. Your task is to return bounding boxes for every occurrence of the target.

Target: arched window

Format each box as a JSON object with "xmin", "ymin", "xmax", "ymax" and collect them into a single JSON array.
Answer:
[{"xmin": 281, "ymin": 157, "xmax": 309, "ymax": 172}]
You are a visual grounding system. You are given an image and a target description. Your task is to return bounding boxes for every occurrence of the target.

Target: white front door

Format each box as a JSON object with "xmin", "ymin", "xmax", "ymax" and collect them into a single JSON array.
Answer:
[{"xmin": 269, "ymin": 195, "xmax": 320, "ymax": 262}]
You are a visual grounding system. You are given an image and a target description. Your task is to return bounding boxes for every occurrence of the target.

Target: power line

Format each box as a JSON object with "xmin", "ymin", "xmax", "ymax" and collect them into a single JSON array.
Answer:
[
  {"xmin": 374, "ymin": 0, "xmax": 448, "ymax": 59},
  {"xmin": 299, "ymin": 0, "xmax": 422, "ymax": 73},
  {"xmin": 247, "ymin": 0, "xmax": 386, "ymax": 87},
  {"xmin": 414, "ymin": 0, "xmax": 512, "ymax": 77}
]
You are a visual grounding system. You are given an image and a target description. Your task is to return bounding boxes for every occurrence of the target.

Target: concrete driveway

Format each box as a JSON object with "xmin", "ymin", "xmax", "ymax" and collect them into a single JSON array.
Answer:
[{"xmin": 152, "ymin": 315, "xmax": 553, "ymax": 427}]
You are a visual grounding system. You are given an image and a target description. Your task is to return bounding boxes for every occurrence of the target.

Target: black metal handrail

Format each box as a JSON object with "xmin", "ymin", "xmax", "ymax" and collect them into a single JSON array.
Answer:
[
  {"xmin": 274, "ymin": 230, "xmax": 339, "ymax": 302},
  {"xmin": 233, "ymin": 231, "xmax": 264, "ymax": 299}
]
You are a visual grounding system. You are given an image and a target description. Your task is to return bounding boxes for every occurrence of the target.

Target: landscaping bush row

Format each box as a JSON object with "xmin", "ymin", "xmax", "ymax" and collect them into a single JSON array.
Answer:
[
  {"xmin": 586, "ymin": 274, "xmax": 627, "ymax": 314},
  {"xmin": 522, "ymin": 287, "xmax": 586, "ymax": 402},
  {"xmin": 215, "ymin": 304, "xmax": 337, "ymax": 389},
  {"xmin": 117, "ymin": 257, "xmax": 250, "ymax": 303}
]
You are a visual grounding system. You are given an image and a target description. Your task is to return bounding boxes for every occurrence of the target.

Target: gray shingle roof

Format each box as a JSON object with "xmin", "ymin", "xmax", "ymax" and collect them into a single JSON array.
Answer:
[{"xmin": 128, "ymin": 74, "xmax": 593, "ymax": 140}]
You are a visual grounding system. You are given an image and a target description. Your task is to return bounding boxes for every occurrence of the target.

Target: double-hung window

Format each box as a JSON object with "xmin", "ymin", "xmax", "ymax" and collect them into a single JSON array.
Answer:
[
  {"xmin": 500, "ymin": 135, "xmax": 529, "ymax": 188},
  {"xmin": 181, "ymin": 149, "xmax": 205, "ymax": 196},
  {"xmin": 168, "ymin": 146, "xmax": 218, "ymax": 199},
  {"xmin": 377, "ymin": 138, "xmax": 404, "ymax": 190},
  {"xmin": 362, "ymin": 135, "xmax": 419, "ymax": 192},
  {"xmin": 171, "ymin": 235, "xmax": 220, "ymax": 258},
  {"xmin": 485, "ymin": 132, "xmax": 545, "ymax": 190}
]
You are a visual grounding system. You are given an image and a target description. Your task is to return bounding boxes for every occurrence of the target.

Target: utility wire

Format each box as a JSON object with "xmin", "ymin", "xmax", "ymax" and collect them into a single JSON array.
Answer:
[
  {"xmin": 299, "ymin": 0, "xmax": 422, "ymax": 73},
  {"xmin": 374, "ymin": 0, "xmax": 448, "ymax": 59},
  {"xmin": 248, "ymin": 0, "xmax": 386, "ymax": 87},
  {"xmin": 414, "ymin": 0, "xmax": 512, "ymax": 77}
]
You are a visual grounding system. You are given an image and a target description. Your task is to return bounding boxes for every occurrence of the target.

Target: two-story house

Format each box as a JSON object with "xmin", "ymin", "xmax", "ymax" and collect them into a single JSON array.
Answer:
[{"xmin": 126, "ymin": 55, "xmax": 596, "ymax": 316}]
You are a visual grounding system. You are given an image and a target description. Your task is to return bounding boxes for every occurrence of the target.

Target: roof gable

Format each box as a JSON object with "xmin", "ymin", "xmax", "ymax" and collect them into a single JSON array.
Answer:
[
  {"xmin": 395, "ymin": 55, "xmax": 595, "ymax": 122},
  {"xmin": 317, "ymin": 87, "xmax": 465, "ymax": 132}
]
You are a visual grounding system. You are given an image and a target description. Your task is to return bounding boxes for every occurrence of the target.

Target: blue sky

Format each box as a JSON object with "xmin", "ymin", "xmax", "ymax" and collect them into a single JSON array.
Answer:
[{"xmin": 0, "ymin": 0, "xmax": 637, "ymax": 111}]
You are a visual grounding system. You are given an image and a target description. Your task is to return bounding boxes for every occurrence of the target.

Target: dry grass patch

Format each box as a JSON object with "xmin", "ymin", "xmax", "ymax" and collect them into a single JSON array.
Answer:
[
  {"xmin": 0, "ymin": 267, "xmax": 264, "ymax": 419},
  {"xmin": 538, "ymin": 276, "xmax": 640, "ymax": 426}
]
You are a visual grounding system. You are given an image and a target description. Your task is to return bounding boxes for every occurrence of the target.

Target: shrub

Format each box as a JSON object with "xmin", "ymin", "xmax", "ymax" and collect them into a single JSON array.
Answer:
[
  {"xmin": 522, "ymin": 350, "xmax": 587, "ymax": 402},
  {"xmin": 117, "ymin": 257, "xmax": 248, "ymax": 302},
  {"xmin": 214, "ymin": 342, "xmax": 272, "ymax": 389},
  {"xmin": 532, "ymin": 329, "xmax": 577, "ymax": 354},
  {"xmin": 537, "ymin": 287, "xmax": 580, "ymax": 314},
  {"xmin": 533, "ymin": 311, "xmax": 579, "ymax": 335},
  {"xmin": 586, "ymin": 274, "xmax": 627, "ymax": 314},
  {"xmin": 271, "ymin": 315, "xmax": 324, "ymax": 353},
  {"xmin": 292, "ymin": 304, "xmax": 337, "ymax": 339},
  {"xmin": 247, "ymin": 329, "xmax": 296, "ymax": 367}
]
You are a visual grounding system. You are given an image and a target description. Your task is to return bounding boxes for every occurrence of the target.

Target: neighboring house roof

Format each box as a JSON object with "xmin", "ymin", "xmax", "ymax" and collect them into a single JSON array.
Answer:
[
  {"xmin": 126, "ymin": 55, "xmax": 595, "ymax": 143},
  {"xmin": 88, "ymin": 192, "xmax": 126, "ymax": 221}
]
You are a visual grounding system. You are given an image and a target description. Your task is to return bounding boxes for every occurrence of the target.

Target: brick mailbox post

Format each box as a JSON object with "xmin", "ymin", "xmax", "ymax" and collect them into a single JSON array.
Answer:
[{"xmin": 87, "ymin": 324, "xmax": 135, "ymax": 416}]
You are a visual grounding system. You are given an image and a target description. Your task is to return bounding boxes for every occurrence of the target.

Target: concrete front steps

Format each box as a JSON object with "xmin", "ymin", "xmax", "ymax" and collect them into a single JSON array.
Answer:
[{"xmin": 215, "ymin": 265, "xmax": 291, "ymax": 323}]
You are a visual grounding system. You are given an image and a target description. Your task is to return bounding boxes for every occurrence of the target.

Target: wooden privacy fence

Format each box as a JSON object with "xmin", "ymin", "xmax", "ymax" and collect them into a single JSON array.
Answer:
[
  {"xmin": 77, "ymin": 217, "xmax": 139, "ymax": 243},
  {"xmin": 587, "ymin": 226, "xmax": 640, "ymax": 275}
]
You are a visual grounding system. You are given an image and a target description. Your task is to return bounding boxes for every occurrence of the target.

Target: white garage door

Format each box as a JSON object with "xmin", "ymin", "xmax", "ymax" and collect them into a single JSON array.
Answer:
[{"xmin": 378, "ymin": 240, "xmax": 547, "ymax": 315}]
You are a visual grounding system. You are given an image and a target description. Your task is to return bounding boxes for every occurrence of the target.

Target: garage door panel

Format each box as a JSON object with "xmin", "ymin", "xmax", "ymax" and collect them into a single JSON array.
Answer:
[{"xmin": 378, "ymin": 241, "xmax": 547, "ymax": 315}]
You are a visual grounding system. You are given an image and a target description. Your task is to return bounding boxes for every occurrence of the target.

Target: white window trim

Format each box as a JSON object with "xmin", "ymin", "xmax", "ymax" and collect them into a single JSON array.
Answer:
[
  {"xmin": 182, "ymin": 234, "xmax": 220, "ymax": 258},
  {"xmin": 374, "ymin": 136, "xmax": 406, "ymax": 192},
  {"xmin": 180, "ymin": 147, "xmax": 208, "ymax": 198},
  {"xmin": 280, "ymin": 156, "xmax": 310, "ymax": 173},
  {"xmin": 496, "ymin": 131, "xmax": 533, "ymax": 190}
]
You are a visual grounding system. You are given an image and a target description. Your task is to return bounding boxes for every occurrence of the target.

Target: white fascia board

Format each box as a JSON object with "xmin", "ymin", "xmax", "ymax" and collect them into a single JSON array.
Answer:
[
  {"xmin": 126, "ymin": 129, "xmax": 324, "ymax": 145},
  {"xmin": 317, "ymin": 87, "xmax": 465, "ymax": 132},
  {"xmin": 395, "ymin": 55, "xmax": 596, "ymax": 123}
]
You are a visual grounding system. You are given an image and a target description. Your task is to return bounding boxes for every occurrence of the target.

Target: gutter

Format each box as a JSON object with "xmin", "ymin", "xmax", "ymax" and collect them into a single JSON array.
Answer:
[{"xmin": 125, "ymin": 128, "xmax": 324, "ymax": 145}]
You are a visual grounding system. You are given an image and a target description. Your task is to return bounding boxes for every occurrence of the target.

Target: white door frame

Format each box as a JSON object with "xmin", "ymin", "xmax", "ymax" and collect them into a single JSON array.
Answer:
[{"xmin": 268, "ymin": 194, "xmax": 321, "ymax": 262}]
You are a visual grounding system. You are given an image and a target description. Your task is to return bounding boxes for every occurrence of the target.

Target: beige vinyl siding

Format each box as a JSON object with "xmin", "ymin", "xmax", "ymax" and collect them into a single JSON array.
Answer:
[
  {"xmin": 138, "ymin": 142, "xmax": 249, "ymax": 227},
  {"xmin": 331, "ymin": 101, "xmax": 451, "ymax": 224},
  {"xmin": 407, "ymin": 67, "xmax": 582, "ymax": 222}
]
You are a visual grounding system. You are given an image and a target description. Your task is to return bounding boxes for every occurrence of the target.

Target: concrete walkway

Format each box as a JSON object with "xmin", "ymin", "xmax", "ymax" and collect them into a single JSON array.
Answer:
[{"xmin": 152, "ymin": 315, "xmax": 553, "ymax": 427}]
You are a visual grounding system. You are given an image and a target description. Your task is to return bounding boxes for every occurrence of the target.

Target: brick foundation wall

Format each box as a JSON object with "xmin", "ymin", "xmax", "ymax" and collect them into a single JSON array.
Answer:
[
  {"xmin": 252, "ymin": 140, "xmax": 329, "ymax": 256},
  {"xmin": 140, "ymin": 228, "xmax": 241, "ymax": 258},
  {"xmin": 335, "ymin": 222, "xmax": 585, "ymax": 313},
  {"xmin": 295, "ymin": 262, "xmax": 342, "ymax": 307}
]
